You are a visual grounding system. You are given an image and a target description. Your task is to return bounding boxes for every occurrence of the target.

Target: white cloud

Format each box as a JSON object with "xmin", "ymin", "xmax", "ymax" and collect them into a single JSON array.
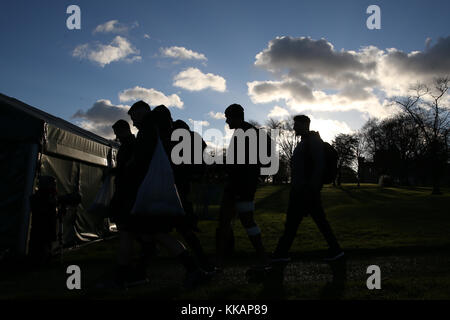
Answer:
[
  {"xmin": 118, "ymin": 86, "xmax": 184, "ymax": 108},
  {"xmin": 173, "ymin": 67, "xmax": 226, "ymax": 92},
  {"xmin": 200, "ymin": 124, "xmax": 236, "ymax": 154},
  {"xmin": 425, "ymin": 37, "xmax": 432, "ymax": 50},
  {"xmin": 93, "ymin": 20, "xmax": 138, "ymax": 34},
  {"xmin": 188, "ymin": 118, "xmax": 210, "ymax": 127},
  {"xmin": 72, "ymin": 36, "xmax": 141, "ymax": 67},
  {"xmin": 249, "ymin": 36, "xmax": 450, "ymax": 120},
  {"xmin": 124, "ymin": 56, "xmax": 142, "ymax": 63},
  {"xmin": 267, "ymin": 106, "xmax": 290, "ymax": 118},
  {"xmin": 144, "ymin": 34, "xmax": 151, "ymax": 39},
  {"xmin": 208, "ymin": 111, "xmax": 226, "ymax": 119},
  {"xmin": 308, "ymin": 116, "xmax": 354, "ymax": 143},
  {"xmin": 160, "ymin": 46, "xmax": 207, "ymax": 61}
]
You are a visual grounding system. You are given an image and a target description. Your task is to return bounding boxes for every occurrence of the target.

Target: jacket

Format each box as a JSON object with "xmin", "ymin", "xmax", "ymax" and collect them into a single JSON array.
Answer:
[{"xmin": 291, "ymin": 131, "xmax": 324, "ymax": 191}]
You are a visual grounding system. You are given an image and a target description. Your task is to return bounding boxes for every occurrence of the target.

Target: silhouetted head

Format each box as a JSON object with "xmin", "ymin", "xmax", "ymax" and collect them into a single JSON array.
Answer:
[
  {"xmin": 293, "ymin": 114, "xmax": 310, "ymax": 136},
  {"xmin": 128, "ymin": 100, "xmax": 151, "ymax": 130},
  {"xmin": 225, "ymin": 103, "xmax": 244, "ymax": 129},
  {"xmin": 112, "ymin": 119, "xmax": 132, "ymax": 142},
  {"xmin": 152, "ymin": 105, "xmax": 173, "ymax": 133},
  {"xmin": 173, "ymin": 119, "xmax": 190, "ymax": 131}
]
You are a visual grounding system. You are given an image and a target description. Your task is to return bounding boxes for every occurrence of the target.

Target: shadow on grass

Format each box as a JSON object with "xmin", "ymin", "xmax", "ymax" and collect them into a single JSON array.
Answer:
[{"xmin": 255, "ymin": 185, "xmax": 290, "ymax": 214}]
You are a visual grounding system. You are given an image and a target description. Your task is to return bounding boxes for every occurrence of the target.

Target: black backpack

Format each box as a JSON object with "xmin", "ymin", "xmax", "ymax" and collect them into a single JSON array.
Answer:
[{"xmin": 322, "ymin": 142, "xmax": 338, "ymax": 184}]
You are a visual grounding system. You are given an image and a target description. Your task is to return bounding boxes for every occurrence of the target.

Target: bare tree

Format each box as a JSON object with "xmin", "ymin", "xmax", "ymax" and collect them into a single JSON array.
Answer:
[
  {"xmin": 332, "ymin": 133, "xmax": 358, "ymax": 186},
  {"xmin": 393, "ymin": 76, "xmax": 450, "ymax": 194},
  {"xmin": 399, "ymin": 79, "xmax": 449, "ymax": 187},
  {"xmin": 267, "ymin": 117, "xmax": 300, "ymax": 162},
  {"xmin": 265, "ymin": 117, "xmax": 300, "ymax": 183},
  {"xmin": 352, "ymin": 131, "xmax": 366, "ymax": 187},
  {"xmin": 248, "ymin": 119, "xmax": 261, "ymax": 128}
]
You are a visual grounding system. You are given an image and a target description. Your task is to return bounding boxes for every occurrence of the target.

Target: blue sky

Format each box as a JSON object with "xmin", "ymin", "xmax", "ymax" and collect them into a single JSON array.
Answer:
[{"xmin": 1, "ymin": 0, "xmax": 449, "ymax": 142}]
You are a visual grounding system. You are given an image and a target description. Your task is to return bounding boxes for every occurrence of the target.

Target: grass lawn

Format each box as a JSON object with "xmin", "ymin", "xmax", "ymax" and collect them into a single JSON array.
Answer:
[{"xmin": 1, "ymin": 184, "xmax": 449, "ymax": 300}]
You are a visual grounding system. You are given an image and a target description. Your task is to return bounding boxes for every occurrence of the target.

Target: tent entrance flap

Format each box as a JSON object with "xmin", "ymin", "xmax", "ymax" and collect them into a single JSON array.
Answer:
[{"xmin": 40, "ymin": 154, "xmax": 110, "ymax": 247}]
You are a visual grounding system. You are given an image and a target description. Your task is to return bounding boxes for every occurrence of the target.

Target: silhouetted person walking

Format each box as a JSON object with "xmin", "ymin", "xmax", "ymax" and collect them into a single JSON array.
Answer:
[
  {"xmin": 271, "ymin": 115, "xmax": 344, "ymax": 280},
  {"xmin": 172, "ymin": 118, "xmax": 207, "ymax": 231},
  {"xmin": 152, "ymin": 105, "xmax": 214, "ymax": 273},
  {"xmin": 112, "ymin": 100, "xmax": 208, "ymax": 288},
  {"xmin": 110, "ymin": 120, "xmax": 136, "ymax": 229},
  {"xmin": 217, "ymin": 104, "xmax": 269, "ymax": 271}
]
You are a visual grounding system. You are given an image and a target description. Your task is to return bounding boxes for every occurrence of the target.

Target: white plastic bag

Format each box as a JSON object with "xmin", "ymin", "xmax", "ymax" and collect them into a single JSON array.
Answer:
[
  {"xmin": 88, "ymin": 174, "xmax": 114, "ymax": 215},
  {"xmin": 131, "ymin": 138, "xmax": 185, "ymax": 216}
]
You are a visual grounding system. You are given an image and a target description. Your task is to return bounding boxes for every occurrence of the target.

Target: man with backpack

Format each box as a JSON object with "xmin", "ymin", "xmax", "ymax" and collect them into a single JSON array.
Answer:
[{"xmin": 271, "ymin": 115, "xmax": 344, "ymax": 269}]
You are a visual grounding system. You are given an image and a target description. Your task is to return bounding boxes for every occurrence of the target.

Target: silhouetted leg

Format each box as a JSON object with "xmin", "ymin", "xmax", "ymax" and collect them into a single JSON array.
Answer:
[
  {"xmin": 180, "ymin": 189, "xmax": 199, "ymax": 231},
  {"xmin": 273, "ymin": 190, "xmax": 304, "ymax": 259},
  {"xmin": 117, "ymin": 230, "xmax": 135, "ymax": 266},
  {"xmin": 310, "ymin": 192, "xmax": 341, "ymax": 253},
  {"xmin": 310, "ymin": 192, "xmax": 346, "ymax": 286},
  {"xmin": 268, "ymin": 206, "xmax": 302, "ymax": 287},
  {"xmin": 238, "ymin": 207, "xmax": 268, "ymax": 266},
  {"xmin": 178, "ymin": 224, "xmax": 212, "ymax": 271},
  {"xmin": 273, "ymin": 215, "xmax": 303, "ymax": 259},
  {"xmin": 115, "ymin": 230, "xmax": 137, "ymax": 286},
  {"xmin": 216, "ymin": 187, "xmax": 236, "ymax": 267},
  {"xmin": 152, "ymin": 232, "xmax": 208, "ymax": 288},
  {"xmin": 151, "ymin": 232, "xmax": 196, "ymax": 272}
]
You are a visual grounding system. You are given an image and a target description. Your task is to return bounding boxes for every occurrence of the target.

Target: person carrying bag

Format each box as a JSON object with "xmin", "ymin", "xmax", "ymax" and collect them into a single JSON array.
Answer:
[{"xmin": 131, "ymin": 137, "xmax": 185, "ymax": 217}]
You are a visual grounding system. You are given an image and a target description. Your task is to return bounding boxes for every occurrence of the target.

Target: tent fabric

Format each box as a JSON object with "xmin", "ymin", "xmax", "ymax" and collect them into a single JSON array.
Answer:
[
  {"xmin": 0, "ymin": 93, "xmax": 118, "ymax": 257},
  {"xmin": 0, "ymin": 93, "xmax": 114, "ymax": 146},
  {"xmin": 0, "ymin": 142, "xmax": 37, "ymax": 253},
  {"xmin": 45, "ymin": 125, "xmax": 110, "ymax": 166}
]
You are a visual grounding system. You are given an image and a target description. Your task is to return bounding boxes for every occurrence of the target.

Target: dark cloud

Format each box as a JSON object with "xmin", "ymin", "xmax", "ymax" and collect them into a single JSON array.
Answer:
[
  {"xmin": 385, "ymin": 36, "xmax": 450, "ymax": 75},
  {"xmin": 339, "ymin": 85, "xmax": 372, "ymax": 101},
  {"xmin": 72, "ymin": 99, "xmax": 131, "ymax": 138},
  {"xmin": 279, "ymin": 80, "xmax": 315, "ymax": 101},
  {"xmin": 249, "ymin": 80, "xmax": 315, "ymax": 103},
  {"xmin": 253, "ymin": 36, "xmax": 379, "ymax": 104},
  {"xmin": 255, "ymin": 36, "xmax": 374, "ymax": 76}
]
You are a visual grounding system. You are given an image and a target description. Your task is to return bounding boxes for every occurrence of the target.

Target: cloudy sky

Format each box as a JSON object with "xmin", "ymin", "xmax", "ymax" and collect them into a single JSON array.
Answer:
[{"xmin": 1, "ymin": 0, "xmax": 449, "ymax": 143}]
